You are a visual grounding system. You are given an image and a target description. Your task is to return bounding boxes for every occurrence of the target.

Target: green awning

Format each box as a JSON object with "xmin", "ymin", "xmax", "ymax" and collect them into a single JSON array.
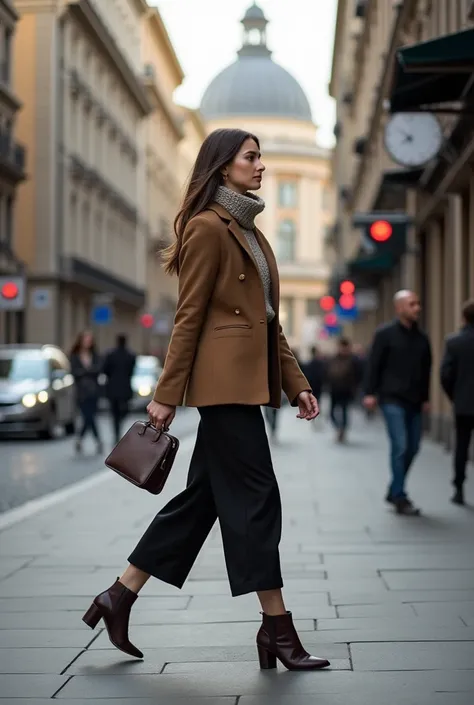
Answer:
[
  {"xmin": 390, "ymin": 28, "xmax": 474, "ymax": 113},
  {"xmin": 348, "ymin": 252, "xmax": 395, "ymax": 274}
]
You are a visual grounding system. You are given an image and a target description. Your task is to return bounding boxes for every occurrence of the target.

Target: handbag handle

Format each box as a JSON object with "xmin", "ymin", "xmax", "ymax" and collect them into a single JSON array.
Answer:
[{"xmin": 138, "ymin": 420, "xmax": 165, "ymax": 442}]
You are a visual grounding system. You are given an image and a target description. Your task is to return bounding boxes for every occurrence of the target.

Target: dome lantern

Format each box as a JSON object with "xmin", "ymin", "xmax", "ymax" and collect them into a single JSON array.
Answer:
[{"xmin": 239, "ymin": 3, "xmax": 271, "ymax": 58}]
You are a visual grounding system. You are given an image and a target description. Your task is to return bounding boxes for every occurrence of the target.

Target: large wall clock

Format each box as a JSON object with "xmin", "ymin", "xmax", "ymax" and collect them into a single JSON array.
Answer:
[{"xmin": 384, "ymin": 112, "xmax": 443, "ymax": 168}]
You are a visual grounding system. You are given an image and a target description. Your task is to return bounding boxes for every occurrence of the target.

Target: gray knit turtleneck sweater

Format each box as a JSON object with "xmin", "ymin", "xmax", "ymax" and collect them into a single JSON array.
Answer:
[{"xmin": 214, "ymin": 186, "xmax": 275, "ymax": 323}]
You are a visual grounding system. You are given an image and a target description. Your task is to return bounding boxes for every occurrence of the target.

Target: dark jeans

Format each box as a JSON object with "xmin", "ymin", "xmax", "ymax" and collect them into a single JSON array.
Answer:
[
  {"xmin": 381, "ymin": 403, "xmax": 422, "ymax": 499},
  {"xmin": 454, "ymin": 415, "xmax": 474, "ymax": 489},
  {"xmin": 109, "ymin": 399, "xmax": 129, "ymax": 443},
  {"xmin": 330, "ymin": 395, "xmax": 350, "ymax": 431},
  {"xmin": 129, "ymin": 405, "xmax": 283, "ymax": 597},
  {"xmin": 78, "ymin": 397, "xmax": 100, "ymax": 441}
]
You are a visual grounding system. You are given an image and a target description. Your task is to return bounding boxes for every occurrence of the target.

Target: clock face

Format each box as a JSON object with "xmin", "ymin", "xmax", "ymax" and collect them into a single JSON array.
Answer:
[{"xmin": 384, "ymin": 112, "xmax": 443, "ymax": 168}]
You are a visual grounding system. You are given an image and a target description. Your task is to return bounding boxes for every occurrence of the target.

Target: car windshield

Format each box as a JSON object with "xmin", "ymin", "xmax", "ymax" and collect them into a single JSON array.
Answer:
[
  {"xmin": 134, "ymin": 358, "xmax": 158, "ymax": 376},
  {"xmin": 0, "ymin": 354, "xmax": 48, "ymax": 383}
]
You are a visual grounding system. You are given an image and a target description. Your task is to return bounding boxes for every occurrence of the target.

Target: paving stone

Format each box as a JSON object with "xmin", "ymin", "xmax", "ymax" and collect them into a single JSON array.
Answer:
[
  {"xmin": 324, "ymin": 553, "xmax": 474, "ymax": 571},
  {"xmin": 351, "ymin": 641, "xmax": 474, "ymax": 671},
  {"xmin": 0, "ymin": 629, "xmax": 97, "ymax": 648},
  {"xmin": 381, "ymin": 570, "xmax": 474, "ymax": 591},
  {"xmin": 90, "ymin": 620, "xmax": 314, "ymax": 650},
  {"xmin": 336, "ymin": 604, "xmax": 415, "ymax": 618},
  {"xmin": 0, "ymin": 674, "xmax": 67, "ymax": 698},
  {"xmin": 0, "ymin": 647, "xmax": 80, "ymax": 673},
  {"xmin": 0, "ymin": 701, "xmax": 235, "ymax": 705},
  {"xmin": 0, "ymin": 595, "xmax": 188, "ymax": 612},
  {"xmin": 188, "ymin": 593, "xmax": 331, "ymax": 610},
  {"xmin": 56, "ymin": 668, "xmax": 474, "ymax": 699},
  {"xmin": 330, "ymin": 590, "xmax": 474, "ymax": 605},
  {"xmin": 240, "ymin": 695, "xmax": 474, "ymax": 705},
  {"xmin": 67, "ymin": 645, "xmax": 350, "ymax": 675},
  {"xmin": 316, "ymin": 615, "xmax": 464, "ymax": 630}
]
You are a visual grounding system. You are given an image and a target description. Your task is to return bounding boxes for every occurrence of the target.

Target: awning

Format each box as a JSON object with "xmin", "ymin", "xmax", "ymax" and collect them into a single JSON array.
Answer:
[
  {"xmin": 390, "ymin": 28, "xmax": 474, "ymax": 113},
  {"xmin": 373, "ymin": 169, "xmax": 424, "ymax": 210},
  {"xmin": 348, "ymin": 252, "xmax": 395, "ymax": 274}
]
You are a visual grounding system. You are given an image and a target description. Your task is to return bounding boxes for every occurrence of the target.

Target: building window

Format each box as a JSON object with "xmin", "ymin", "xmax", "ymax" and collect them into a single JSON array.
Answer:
[
  {"xmin": 278, "ymin": 181, "xmax": 298, "ymax": 208},
  {"xmin": 2, "ymin": 28, "xmax": 12, "ymax": 84},
  {"xmin": 280, "ymin": 297, "xmax": 294, "ymax": 336},
  {"xmin": 277, "ymin": 219, "xmax": 296, "ymax": 262},
  {"xmin": 306, "ymin": 298, "xmax": 319, "ymax": 317}
]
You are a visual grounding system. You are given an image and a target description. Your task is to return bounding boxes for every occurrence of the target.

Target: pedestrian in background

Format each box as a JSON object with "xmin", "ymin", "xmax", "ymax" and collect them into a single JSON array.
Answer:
[
  {"xmin": 70, "ymin": 330, "xmax": 103, "ymax": 455},
  {"xmin": 83, "ymin": 128, "xmax": 329, "ymax": 672},
  {"xmin": 326, "ymin": 337, "xmax": 361, "ymax": 442},
  {"xmin": 440, "ymin": 299, "xmax": 474, "ymax": 506},
  {"xmin": 363, "ymin": 290, "xmax": 432, "ymax": 515},
  {"xmin": 103, "ymin": 333, "xmax": 136, "ymax": 445}
]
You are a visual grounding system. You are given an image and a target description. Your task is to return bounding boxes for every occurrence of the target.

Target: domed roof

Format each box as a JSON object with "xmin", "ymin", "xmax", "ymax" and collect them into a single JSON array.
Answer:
[{"xmin": 200, "ymin": 3, "xmax": 312, "ymax": 123}]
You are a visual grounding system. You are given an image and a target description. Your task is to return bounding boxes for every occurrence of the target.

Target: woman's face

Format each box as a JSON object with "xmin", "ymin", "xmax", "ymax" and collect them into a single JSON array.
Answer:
[
  {"xmin": 224, "ymin": 138, "xmax": 265, "ymax": 194},
  {"xmin": 81, "ymin": 331, "xmax": 94, "ymax": 350}
]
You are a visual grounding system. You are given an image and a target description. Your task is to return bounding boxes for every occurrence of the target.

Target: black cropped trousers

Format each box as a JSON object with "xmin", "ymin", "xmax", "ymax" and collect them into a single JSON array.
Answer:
[{"xmin": 128, "ymin": 405, "xmax": 283, "ymax": 597}]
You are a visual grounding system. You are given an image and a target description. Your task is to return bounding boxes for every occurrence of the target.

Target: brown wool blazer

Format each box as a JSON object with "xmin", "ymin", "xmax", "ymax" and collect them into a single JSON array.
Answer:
[{"xmin": 153, "ymin": 202, "xmax": 310, "ymax": 408}]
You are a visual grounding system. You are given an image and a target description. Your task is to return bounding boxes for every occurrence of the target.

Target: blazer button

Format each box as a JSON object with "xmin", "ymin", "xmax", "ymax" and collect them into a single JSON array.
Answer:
[
  {"xmin": 260, "ymin": 319, "xmax": 265, "ymax": 324},
  {"xmin": 235, "ymin": 309, "xmax": 240, "ymax": 315},
  {"xmin": 239, "ymin": 274, "xmax": 245, "ymax": 281}
]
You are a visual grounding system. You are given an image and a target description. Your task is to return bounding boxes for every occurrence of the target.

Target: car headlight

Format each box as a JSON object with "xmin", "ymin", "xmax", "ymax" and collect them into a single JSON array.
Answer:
[
  {"xmin": 22, "ymin": 393, "xmax": 37, "ymax": 408},
  {"xmin": 37, "ymin": 391, "xmax": 49, "ymax": 403},
  {"xmin": 138, "ymin": 384, "xmax": 152, "ymax": 397}
]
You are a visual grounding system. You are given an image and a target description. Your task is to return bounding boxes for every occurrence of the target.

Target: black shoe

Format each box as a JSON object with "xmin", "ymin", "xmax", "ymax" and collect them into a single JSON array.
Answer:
[
  {"xmin": 385, "ymin": 491, "xmax": 395, "ymax": 504},
  {"xmin": 395, "ymin": 498, "xmax": 421, "ymax": 516},
  {"xmin": 451, "ymin": 489, "xmax": 464, "ymax": 505}
]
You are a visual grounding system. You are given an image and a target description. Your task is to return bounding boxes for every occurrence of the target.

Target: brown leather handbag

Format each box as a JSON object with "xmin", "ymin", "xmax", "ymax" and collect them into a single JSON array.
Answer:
[{"xmin": 105, "ymin": 421, "xmax": 179, "ymax": 495}]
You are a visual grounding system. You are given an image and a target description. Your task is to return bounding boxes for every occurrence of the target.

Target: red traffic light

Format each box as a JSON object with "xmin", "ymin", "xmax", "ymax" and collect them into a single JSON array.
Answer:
[
  {"xmin": 340, "ymin": 280, "xmax": 355, "ymax": 295},
  {"xmin": 339, "ymin": 294, "xmax": 356, "ymax": 310},
  {"xmin": 369, "ymin": 220, "xmax": 392, "ymax": 242},
  {"xmin": 324, "ymin": 312, "xmax": 338, "ymax": 327},
  {"xmin": 140, "ymin": 313, "xmax": 154, "ymax": 329},
  {"xmin": 320, "ymin": 295, "xmax": 335, "ymax": 312},
  {"xmin": 1, "ymin": 282, "xmax": 19, "ymax": 300}
]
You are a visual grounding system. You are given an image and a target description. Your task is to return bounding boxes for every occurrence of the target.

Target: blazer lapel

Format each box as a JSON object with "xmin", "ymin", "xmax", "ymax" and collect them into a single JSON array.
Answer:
[{"xmin": 207, "ymin": 202, "xmax": 260, "ymax": 270}]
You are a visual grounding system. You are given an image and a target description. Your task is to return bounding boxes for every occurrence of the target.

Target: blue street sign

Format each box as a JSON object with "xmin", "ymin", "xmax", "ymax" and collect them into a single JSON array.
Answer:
[
  {"xmin": 324, "ymin": 324, "xmax": 342, "ymax": 337},
  {"xmin": 91, "ymin": 304, "xmax": 112, "ymax": 325},
  {"xmin": 336, "ymin": 304, "xmax": 359, "ymax": 321}
]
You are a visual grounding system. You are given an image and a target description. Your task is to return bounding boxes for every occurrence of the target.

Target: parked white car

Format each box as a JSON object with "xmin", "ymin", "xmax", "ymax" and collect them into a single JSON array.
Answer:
[{"xmin": 129, "ymin": 355, "xmax": 162, "ymax": 412}]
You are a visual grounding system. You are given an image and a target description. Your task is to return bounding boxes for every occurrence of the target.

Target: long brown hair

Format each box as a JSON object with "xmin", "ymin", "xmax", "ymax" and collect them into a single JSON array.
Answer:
[
  {"xmin": 162, "ymin": 128, "xmax": 260, "ymax": 275},
  {"xmin": 70, "ymin": 330, "xmax": 97, "ymax": 357}
]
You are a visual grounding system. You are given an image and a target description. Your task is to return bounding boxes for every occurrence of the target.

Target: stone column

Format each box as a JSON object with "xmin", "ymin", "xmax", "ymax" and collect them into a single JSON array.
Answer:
[
  {"xmin": 425, "ymin": 219, "xmax": 443, "ymax": 441},
  {"xmin": 400, "ymin": 189, "xmax": 418, "ymax": 290}
]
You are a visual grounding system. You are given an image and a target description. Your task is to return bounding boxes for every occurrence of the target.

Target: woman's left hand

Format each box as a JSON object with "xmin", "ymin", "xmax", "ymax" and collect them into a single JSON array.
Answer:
[{"xmin": 296, "ymin": 391, "xmax": 320, "ymax": 421}]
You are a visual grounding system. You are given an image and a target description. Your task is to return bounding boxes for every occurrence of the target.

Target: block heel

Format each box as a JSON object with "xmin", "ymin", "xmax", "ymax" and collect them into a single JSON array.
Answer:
[
  {"xmin": 257, "ymin": 645, "xmax": 277, "ymax": 669},
  {"xmin": 82, "ymin": 603, "xmax": 101, "ymax": 629}
]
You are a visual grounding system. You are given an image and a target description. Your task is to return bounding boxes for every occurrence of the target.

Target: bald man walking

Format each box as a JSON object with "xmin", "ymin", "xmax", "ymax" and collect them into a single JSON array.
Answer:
[{"xmin": 363, "ymin": 291, "xmax": 432, "ymax": 515}]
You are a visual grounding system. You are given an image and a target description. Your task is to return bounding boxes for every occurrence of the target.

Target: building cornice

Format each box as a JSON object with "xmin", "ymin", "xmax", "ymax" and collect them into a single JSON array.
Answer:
[
  {"xmin": 0, "ymin": 0, "xmax": 18, "ymax": 22},
  {"xmin": 68, "ymin": 0, "xmax": 152, "ymax": 116},
  {"xmin": 145, "ymin": 8, "xmax": 185, "ymax": 87},
  {"xmin": 261, "ymin": 140, "xmax": 332, "ymax": 161},
  {"xmin": 144, "ymin": 79, "xmax": 184, "ymax": 141}
]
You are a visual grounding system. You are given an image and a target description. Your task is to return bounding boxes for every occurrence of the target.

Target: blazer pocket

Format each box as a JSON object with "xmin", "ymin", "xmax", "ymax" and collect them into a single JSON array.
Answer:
[{"xmin": 212, "ymin": 324, "xmax": 252, "ymax": 339}]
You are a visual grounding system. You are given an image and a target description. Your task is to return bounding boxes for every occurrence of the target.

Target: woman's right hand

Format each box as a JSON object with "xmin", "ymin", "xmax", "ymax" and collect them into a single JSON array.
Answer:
[{"xmin": 146, "ymin": 400, "xmax": 176, "ymax": 431}]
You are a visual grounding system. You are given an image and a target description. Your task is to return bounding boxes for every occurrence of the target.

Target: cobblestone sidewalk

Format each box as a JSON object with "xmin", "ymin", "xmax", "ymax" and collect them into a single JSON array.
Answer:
[{"xmin": 1, "ymin": 407, "xmax": 473, "ymax": 704}]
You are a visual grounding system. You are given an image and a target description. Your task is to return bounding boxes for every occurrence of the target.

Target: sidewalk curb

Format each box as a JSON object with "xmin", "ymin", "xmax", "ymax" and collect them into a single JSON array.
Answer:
[{"xmin": 0, "ymin": 434, "xmax": 197, "ymax": 533}]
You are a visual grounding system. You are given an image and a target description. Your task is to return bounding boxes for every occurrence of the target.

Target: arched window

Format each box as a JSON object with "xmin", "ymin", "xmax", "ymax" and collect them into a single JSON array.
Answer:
[{"xmin": 277, "ymin": 219, "xmax": 296, "ymax": 262}]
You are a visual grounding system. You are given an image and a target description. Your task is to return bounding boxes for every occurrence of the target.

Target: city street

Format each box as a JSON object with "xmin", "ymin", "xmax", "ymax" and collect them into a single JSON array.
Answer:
[
  {"xmin": 0, "ymin": 408, "xmax": 199, "ymax": 514},
  {"xmin": 0, "ymin": 406, "xmax": 473, "ymax": 703}
]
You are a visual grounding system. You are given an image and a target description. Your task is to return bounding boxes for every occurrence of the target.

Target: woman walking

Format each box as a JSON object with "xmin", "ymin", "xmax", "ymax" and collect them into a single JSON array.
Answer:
[
  {"xmin": 70, "ymin": 331, "xmax": 103, "ymax": 455},
  {"xmin": 82, "ymin": 129, "xmax": 329, "ymax": 671}
]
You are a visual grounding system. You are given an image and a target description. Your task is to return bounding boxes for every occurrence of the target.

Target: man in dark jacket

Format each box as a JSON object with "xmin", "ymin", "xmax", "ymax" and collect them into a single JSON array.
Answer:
[
  {"xmin": 103, "ymin": 334, "xmax": 136, "ymax": 444},
  {"xmin": 440, "ymin": 299, "xmax": 474, "ymax": 505},
  {"xmin": 364, "ymin": 291, "xmax": 432, "ymax": 515},
  {"xmin": 326, "ymin": 338, "xmax": 361, "ymax": 442}
]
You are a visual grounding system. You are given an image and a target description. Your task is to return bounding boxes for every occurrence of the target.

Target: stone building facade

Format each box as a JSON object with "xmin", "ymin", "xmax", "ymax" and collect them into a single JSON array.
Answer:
[
  {"xmin": 330, "ymin": 0, "xmax": 474, "ymax": 444},
  {"xmin": 0, "ymin": 0, "xmax": 26, "ymax": 343}
]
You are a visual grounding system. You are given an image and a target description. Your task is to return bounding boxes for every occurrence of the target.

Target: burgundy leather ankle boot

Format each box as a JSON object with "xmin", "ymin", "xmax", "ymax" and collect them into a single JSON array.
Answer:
[
  {"xmin": 256, "ymin": 611, "xmax": 330, "ymax": 671},
  {"xmin": 82, "ymin": 578, "xmax": 143, "ymax": 659}
]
